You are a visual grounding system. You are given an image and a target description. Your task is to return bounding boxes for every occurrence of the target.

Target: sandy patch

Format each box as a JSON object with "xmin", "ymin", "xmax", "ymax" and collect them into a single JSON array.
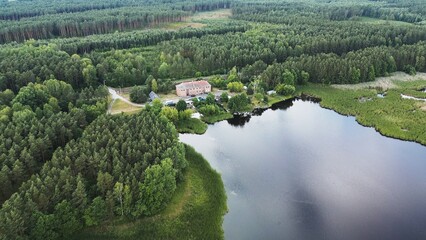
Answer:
[{"xmin": 419, "ymin": 103, "xmax": 426, "ymax": 111}]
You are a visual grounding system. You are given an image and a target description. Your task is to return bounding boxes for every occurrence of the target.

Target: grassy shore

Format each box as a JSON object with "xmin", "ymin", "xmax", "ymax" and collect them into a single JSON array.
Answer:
[
  {"xmin": 298, "ymin": 81, "xmax": 426, "ymax": 145},
  {"xmin": 201, "ymin": 112, "xmax": 233, "ymax": 124},
  {"xmin": 175, "ymin": 118, "xmax": 208, "ymax": 134},
  {"xmin": 73, "ymin": 145, "xmax": 227, "ymax": 240}
]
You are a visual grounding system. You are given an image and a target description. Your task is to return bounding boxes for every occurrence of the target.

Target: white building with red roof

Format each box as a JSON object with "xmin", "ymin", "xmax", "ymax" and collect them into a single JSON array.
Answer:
[{"xmin": 176, "ymin": 80, "xmax": 211, "ymax": 97}]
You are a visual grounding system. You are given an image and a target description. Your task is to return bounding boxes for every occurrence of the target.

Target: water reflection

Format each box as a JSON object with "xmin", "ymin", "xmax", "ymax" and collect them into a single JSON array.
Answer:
[
  {"xmin": 227, "ymin": 114, "xmax": 251, "ymax": 127},
  {"xmin": 180, "ymin": 99, "xmax": 426, "ymax": 240},
  {"xmin": 270, "ymin": 98, "xmax": 294, "ymax": 111},
  {"xmin": 227, "ymin": 98, "xmax": 296, "ymax": 127}
]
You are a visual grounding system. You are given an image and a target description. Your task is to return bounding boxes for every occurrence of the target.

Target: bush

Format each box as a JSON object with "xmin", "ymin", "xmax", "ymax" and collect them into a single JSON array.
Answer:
[
  {"xmin": 130, "ymin": 86, "xmax": 148, "ymax": 103},
  {"xmin": 227, "ymin": 82, "xmax": 244, "ymax": 92},
  {"xmin": 161, "ymin": 106, "xmax": 179, "ymax": 123},
  {"xmin": 403, "ymin": 65, "xmax": 416, "ymax": 76},
  {"xmin": 228, "ymin": 93, "xmax": 250, "ymax": 113},
  {"xmin": 179, "ymin": 109, "xmax": 193, "ymax": 120},
  {"xmin": 220, "ymin": 92, "xmax": 229, "ymax": 103},
  {"xmin": 246, "ymin": 85, "xmax": 254, "ymax": 95},
  {"xmin": 209, "ymin": 75, "xmax": 226, "ymax": 88},
  {"xmin": 275, "ymin": 84, "xmax": 296, "ymax": 96},
  {"xmin": 254, "ymin": 93, "xmax": 263, "ymax": 102},
  {"xmin": 198, "ymin": 104, "xmax": 220, "ymax": 116},
  {"xmin": 176, "ymin": 99, "xmax": 187, "ymax": 112}
]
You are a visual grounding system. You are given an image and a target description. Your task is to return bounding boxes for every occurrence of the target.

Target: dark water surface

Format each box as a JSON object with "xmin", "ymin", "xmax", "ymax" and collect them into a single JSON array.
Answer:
[{"xmin": 180, "ymin": 99, "xmax": 426, "ymax": 240}]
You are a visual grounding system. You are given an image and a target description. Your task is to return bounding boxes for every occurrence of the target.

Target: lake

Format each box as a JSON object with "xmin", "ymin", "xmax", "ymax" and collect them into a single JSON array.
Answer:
[{"xmin": 180, "ymin": 99, "xmax": 426, "ymax": 240}]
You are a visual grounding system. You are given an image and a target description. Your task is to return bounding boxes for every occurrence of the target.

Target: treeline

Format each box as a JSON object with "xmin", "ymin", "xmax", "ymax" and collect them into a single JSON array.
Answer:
[
  {"xmin": 0, "ymin": 45, "xmax": 86, "ymax": 91},
  {"xmin": 0, "ymin": 7, "xmax": 190, "ymax": 43},
  {"xmin": 279, "ymin": 43, "xmax": 426, "ymax": 84},
  {"xmin": 35, "ymin": 21, "xmax": 248, "ymax": 54},
  {"xmin": 328, "ymin": 5, "xmax": 424, "ymax": 23},
  {"xmin": 0, "ymin": 79, "xmax": 108, "ymax": 205},
  {"xmin": 231, "ymin": 1, "xmax": 425, "ymax": 23},
  {"xmin": 363, "ymin": 0, "xmax": 426, "ymax": 19},
  {"xmin": 234, "ymin": 42, "xmax": 425, "ymax": 93},
  {"xmin": 1, "ymin": 10, "xmax": 424, "ymax": 90},
  {"xmin": 0, "ymin": 110, "xmax": 187, "ymax": 239},
  {"xmin": 0, "ymin": 0, "xmax": 125, "ymax": 20},
  {"xmin": 0, "ymin": 0, "xmax": 232, "ymax": 43},
  {"xmin": 155, "ymin": 22, "xmax": 426, "ymax": 75},
  {"xmin": 154, "ymin": 36, "xmax": 426, "ymax": 88},
  {"xmin": 0, "ymin": 0, "xmax": 229, "ymax": 21},
  {"xmin": 0, "ymin": 22, "xmax": 248, "ymax": 91}
]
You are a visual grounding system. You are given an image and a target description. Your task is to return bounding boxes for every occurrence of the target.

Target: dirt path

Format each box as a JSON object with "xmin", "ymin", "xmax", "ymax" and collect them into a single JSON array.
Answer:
[
  {"xmin": 108, "ymin": 87, "xmax": 145, "ymax": 107},
  {"xmin": 107, "ymin": 87, "xmax": 144, "ymax": 114},
  {"xmin": 332, "ymin": 72, "xmax": 426, "ymax": 90}
]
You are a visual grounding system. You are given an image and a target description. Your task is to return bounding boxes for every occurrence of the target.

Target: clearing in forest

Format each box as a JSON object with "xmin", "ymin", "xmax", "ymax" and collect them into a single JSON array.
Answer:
[
  {"xmin": 159, "ymin": 9, "xmax": 232, "ymax": 30},
  {"xmin": 332, "ymin": 72, "xmax": 426, "ymax": 90}
]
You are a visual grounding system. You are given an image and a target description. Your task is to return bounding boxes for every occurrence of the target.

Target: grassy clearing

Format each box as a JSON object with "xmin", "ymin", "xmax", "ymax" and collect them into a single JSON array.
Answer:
[
  {"xmin": 158, "ymin": 91, "xmax": 180, "ymax": 101},
  {"xmin": 201, "ymin": 112, "xmax": 233, "ymax": 124},
  {"xmin": 175, "ymin": 118, "xmax": 208, "ymax": 134},
  {"xmin": 151, "ymin": 9, "xmax": 231, "ymax": 31},
  {"xmin": 74, "ymin": 145, "xmax": 227, "ymax": 240},
  {"xmin": 110, "ymin": 99, "xmax": 142, "ymax": 115},
  {"xmin": 121, "ymin": 93, "xmax": 130, "ymax": 100},
  {"xmin": 332, "ymin": 72, "xmax": 426, "ymax": 90},
  {"xmin": 299, "ymin": 81, "xmax": 426, "ymax": 145},
  {"xmin": 191, "ymin": 9, "xmax": 232, "ymax": 22}
]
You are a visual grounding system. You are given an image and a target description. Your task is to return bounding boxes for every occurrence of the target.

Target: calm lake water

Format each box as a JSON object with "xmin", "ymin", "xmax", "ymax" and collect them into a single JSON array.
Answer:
[{"xmin": 180, "ymin": 99, "xmax": 426, "ymax": 240}]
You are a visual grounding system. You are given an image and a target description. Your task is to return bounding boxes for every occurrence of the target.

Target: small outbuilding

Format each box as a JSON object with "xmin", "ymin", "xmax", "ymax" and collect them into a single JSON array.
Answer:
[
  {"xmin": 149, "ymin": 91, "xmax": 159, "ymax": 101},
  {"xmin": 267, "ymin": 90, "xmax": 276, "ymax": 95}
]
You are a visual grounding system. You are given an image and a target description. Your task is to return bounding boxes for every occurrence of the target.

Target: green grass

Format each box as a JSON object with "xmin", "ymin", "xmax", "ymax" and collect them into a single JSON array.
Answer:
[
  {"xmin": 201, "ymin": 112, "xmax": 233, "ymax": 124},
  {"xmin": 110, "ymin": 99, "xmax": 142, "ymax": 115},
  {"xmin": 175, "ymin": 118, "xmax": 208, "ymax": 134},
  {"xmin": 267, "ymin": 94, "xmax": 293, "ymax": 106},
  {"xmin": 298, "ymin": 81, "xmax": 426, "ymax": 145},
  {"xmin": 73, "ymin": 145, "xmax": 227, "ymax": 240},
  {"xmin": 250, "ymin": 93, "xmax": 294, "ymax": 109}
]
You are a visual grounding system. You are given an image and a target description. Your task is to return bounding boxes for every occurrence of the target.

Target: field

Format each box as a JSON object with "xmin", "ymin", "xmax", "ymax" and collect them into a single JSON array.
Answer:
[{"xmin": 73, "ymin": 145, "xmax": 227, "ymax": 240}]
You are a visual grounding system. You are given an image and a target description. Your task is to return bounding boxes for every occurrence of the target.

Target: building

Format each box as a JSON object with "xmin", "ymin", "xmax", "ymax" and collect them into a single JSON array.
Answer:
[
  {"xmin": 149, "ymin": 91, "xmax": 159, "ymax": 101},
  {"xmin": 176, "ymin": 80, "xmax": 211, "ymax": 97},
  {"xmin": 267, "ymin": 90, "xmax": 276, "ymax": 95}
]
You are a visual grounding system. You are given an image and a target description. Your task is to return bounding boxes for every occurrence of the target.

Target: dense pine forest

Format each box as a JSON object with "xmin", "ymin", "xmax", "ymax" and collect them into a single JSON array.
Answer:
[{"xmin": 0, "ymin": 0, "xmax": 425, "ymax": 239}]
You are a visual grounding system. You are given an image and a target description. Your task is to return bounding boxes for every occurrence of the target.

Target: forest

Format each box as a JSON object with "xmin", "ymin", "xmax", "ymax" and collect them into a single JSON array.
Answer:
[{"xmin": 0, "ymin": 0, "xmax": 425, "ymax": 239}]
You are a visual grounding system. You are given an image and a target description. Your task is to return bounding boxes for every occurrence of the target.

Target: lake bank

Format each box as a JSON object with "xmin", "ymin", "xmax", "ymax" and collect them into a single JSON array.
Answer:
[
  {"xmin": 298, "ymin": 81, "xmax": 426, "ymax": 146},
  {"xmin": 73, "ymin": 145, "xmax": 227, "ymax": 240},
  {"xmin": 180, "ymin": 99, "xmax": 426, "ymax": 240}
]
